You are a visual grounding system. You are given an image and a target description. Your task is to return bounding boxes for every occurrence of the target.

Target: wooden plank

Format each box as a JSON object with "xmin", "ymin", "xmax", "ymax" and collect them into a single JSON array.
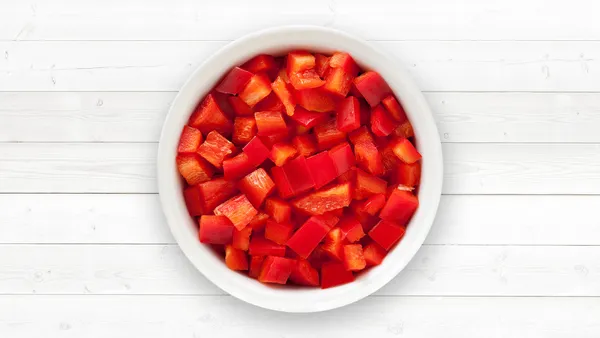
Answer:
[
  {"xmin": 1, "ymin": 41, "xmax": 600, "ymax": 91},
  {"xmin": 1, "ymin": 194, "xmax": 599, "ymax": 245},
  {"xmin": 1, "ymin": 0, "xmax": 599, "ymax": 41},
  {"xmin": 3, "ymin": 92, "xmax": 600, "ymax": 143},
  {"xmin": 0, "ymin": 295, "xmax": 598, "ymax": 337}
]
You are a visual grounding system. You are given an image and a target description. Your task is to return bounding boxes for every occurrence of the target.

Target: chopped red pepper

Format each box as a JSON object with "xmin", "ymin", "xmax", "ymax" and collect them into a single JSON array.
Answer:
[
  {"xmin": 354, "ymin": 139, "xmax": 384, "ymax": 176},
  {"xmin": 270, "ymin": 166, "xmax": 295, "ymax": 199},
  {"xmin": 228, "ymin": 96, "xmax": 254, "ymax": 116},
  {"xmin": 216, "ymin": 67, "xmax": 253, "ymax": 95},
  {"xmin": 214, "ymin": 194, "xmax": 258, "ymax": 230},
  {"xmin": 249, "ymin": 236, "xmax": 286, "ymax": 257},
  {"xmin": 239, "ymin": 73, "xmax": 273, "ymax": 107},
  {"xmin": 197, "ymin": 131, "xmax": 236, "ymax": 169},
  {"xmin": 283, "ymin": 155, "xmax": 315, "ymax": 196},
  {"xmin": 349, "ymin": 126, "xmax": 374, "ymax": 145},
  {"xmin": 393, "ymin": 121, "xmax": 415, "ymax": 138},
  {"xmin": 314, "ymin": 118, "xmax": 347, "ymax": 150},
  {"xmin": 370, "ymin": 104, "xmax": 398, "ymax": 137},
  {"xmin": 353, "ymin": 71, "xmax": 392, "ymax": 107},
  {"xmin": 225, "ymin": 245, "xmax": 249, "ymax": 271},
  {"xmin": 338, "ymin": 216, "xmax": 366, "ymax": 243},
  {"xmin": 295, "ymin": 88, "xmax": 337, "ymax": 113},
  {"xmin": 232, "ymin": 117, "xmax": 257, "ymax": 145},
  {"xmin": 314, "ymin": 54, "xmax": 331, "ymax": 77},
  {"xmin": 265, "ymin": 198, "xmax": 292, "ymax": 223},
  {"xmin": 196, "ymin": 177, "xmax": 238, "ymax": 212},
  {"xmin": 232, "ymin": 226, "xmax": 252, "ymax": 251},
  {"xmin": 321, "ymin": 262, "xmax": 355, "ymax": 289},
  {"xmin": 286, "ymin": 216, "xmax": 332, "ymax": 259},
  {"xmin": 306, "ymin": 151, "xmax": 338, "ymax": 189},
  {"xmin": 198, "ymin": 215, "xmax": 234, "ymax": 244},
  {"xmin": 176, "ymin": 153, "xmax": 214, "ymax": 185},
  {"xmin": 238, "ymin": 168, "xmax": 276, "ymax": 208},
  {"xmin": 253, "ymin": 92, "xmax": 285, "ymax": 112},
  {"xmin": 254, "ymin": 110, "xmax": 288, "ymax": 137},
  {"xmin": 322, "ymin": 227, "xmax": 345, "ymax": 261},
  {"xmin": 368, "ymin": 219, "xmax": 406, "ymax": 250},
  {"xmin": 354, "ymin": 169, "xmax": 387, "ymax": 200},
  {"xmin": 223, "ymin": 152, "xmax": 254, "ymax": 180},
  {"xmin": 363, "ymin": 242, "xmax": 387, "ymax": 266},
  {"xmin": 177, "ymin": 126, "xmax": 203, "ymax": 153},
  {"xmin": 336, "ymin": 96, "xmax": 361, "ymax": 132},
  {"xmin": 390, "ymin": 137, "xmax": 422, "ymax": 164},
  {"xmin": 183, "ymin": 185, "xmax": 204, "ymax": 216},
  {"xmin": 358, "ymin": 193, "xmax": 386, "ymax": 216},
  {"xmin": 241, "ymin": 54, "xmax": 277, "ymax": 74},
  {"xmin": 289, "ymin": 106, "xmax": 329, "ymax": 128},
  {"xmin": 328, "ymin": 142, "xmax": 355, "ymax": 176},
  {"xmin": 289, "ymin": 259, "xmax": 320, "ymax": 286},
  {"xmin": 381, "ymin": 95, "xmax": 408, "ymax": 123},
  {"xmin": 292, "ymin": 134, "xmax": 318, "ymax": 157},
  {"xmin": 270, "ymin": 142, "xmax": 298, "ymax": 167},
  {"xmin": 248, "ymin": 212, "xmax": 269, "ymax": 232},
  {"xmin": 242, "ymin": 136, "xmax": 271, "ymax": 167},
  {"xmin": 271, "ymin": 75, "xmax": 296, "ymax": 116},
  {"xmin": 323, "ymin": 52, "xmax": 359, "ymax": 97},
  {"xmin": 265, "ymin": 219, "xmax": 294, "ymax": 245},
  {"xmin": 291, "ymin": 182, "xmax": 352, "ymax": 216},
  {"xmin": 188, "ymin": 93, "xmax": 233, "ymax": 135},
  {"xmin": 287, "ymin": 51, "xmax": 325, "ymax": 90},
  {"xmin": 393, "ymin": 161, "xmax": 421, "ymax": 187},
  {"xmin": 342, "ymin": 244, "xmax": 366, "ymax": 271},
  {"xmin": 249, "ymin": 256, "xmax": 265, "ymax": 278},
  {"xmin": 258, "ymin": 256, "xmax": 294, "ymax": 284},
  {"xmin": 379, "ymin": 188, "xmax": 419, "ymax": 225}
]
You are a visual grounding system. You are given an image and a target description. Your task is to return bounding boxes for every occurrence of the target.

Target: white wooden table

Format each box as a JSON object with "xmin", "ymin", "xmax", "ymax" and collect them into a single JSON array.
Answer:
[{"xmin": 1, "ymin": 1, "xmax": 600, "ymax": 336}]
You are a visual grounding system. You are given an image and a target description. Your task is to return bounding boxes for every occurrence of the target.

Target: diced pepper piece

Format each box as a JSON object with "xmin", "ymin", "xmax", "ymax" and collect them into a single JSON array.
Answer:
[
  {"xmin": 283, "ymin": 155, "xmax": 315, "ymax": 195},
  {"xmin": 338, "ymin": 216, "xmax": 366, "ymax": 243},
  {"xmin": 249, "ymin": 256, "xmax": 265, "ymax": 278},
  {"xmin": 329, "ymin": 52, "xmax": 360, "ymax": 74},
  {"xmin": 321, "ymin": 262, "xmax": 355, "ymax": 289},
  {"xmin": 211, "ymin": 91, "xmax": 235, "ymax": 118},
  {"xmin": 271, "ymin": 166, "xmax": 294, "ymax": 199},
  {"xmin": 287, "ymin": 51, "xmax": 316, "ymax": 73},
  {"xmin": 326, "ymin": 207, "xmax": 344, "ymax": 218},
  {"xmin": 239, "ymin": 73, "xmax": 273, "ymax": 107},
  {"xmin": 314, "ymin": 54, "xmax": 331, "ymax": 77},
  {"xmin": 238, "ymin": 168, "xmax": 275, "ymax": 208},
  {"xmin": 248, "ymin": 212, "xmax": 269, "ymax": 232},
  {"xmin": 271, "ymin": 76, "xmax": 296, "ymax": 116},
  {"xmin": 368, "ymin": 219, "xmax": 406, "ymax": 250},
  {"xmin": 381, "ymin": 95, "xmax": 407, "ymax": 123},
  {"xmin": 354, "ymin": 140, "xmax": 384, "ymax": 176},
  {"xmin": 363, "ymin": 242, "xmax": 387, "ymax": 266},
  {"xmin": 242, "ymin": 136, "xmax": 271, "ymax": 167},
  {"xmin": 228, "ymin": 96, "xmax": 254, "ymax": 116},
  {"xmin": 306, "ymin": 151, "xmax": 338, "ymax": 189},
  {"xmin": 176, "ymin": 153, "xmax": 214, "ymax": 185},
  {"xmin": 289, "ymin": 259, "xmax": 320, "ymax": 286},
  {"xmin": 307, "ymin": 246, "xmax": 329, "ymax": 270},
  {"xmin": 183, "ymin": 185, "xmax": 204, "ymax": 216},
  {"xmin": 259, "ymin": 129, "xmax": 290, "ymax": 149},
  {"xmin": 353, "ymin": 71, "xmax": 392, "ymax": 107},
  {"xmin": 379, "ymin": 189, "xmax": 419, "ymax": 225},
  {"xmin": 314, "ymin": 118, "xmax": 347, "ymax": 150},
  {"xmin": 287, "ymin": 51, "xmax": 325, "ymax": 90},
  {"xmin": 196, "ymin": 177, "xmax": 238, "ymax": 212},
  {"xmin": 289, "ymin": 106, "xmax": 329, "ymax": 128},
  {"xmin": 349, "ymin": 126, "xmax": 374, "ymax": 145},
  {"xmin": 249, "ymin": 236, "xmax": 286, "ymax": 257},
  {"xmin": 258, "ymin": 256, "xmax": 294, "ymax": 284},
  {"xmin": 254, "ymin": 92, "xmax": 285, "ymax": 112},
  {"xmin": 197, "ymin": 131, "xmax": 236, "ymax": 169},
  {"xmin": 214, "ymin": 194, "xmax": 258, "ymax": 230},
  {"xmin": 370, "ymin": 104, "xmax": 398, "ymax": 137},
  {"xmin": 355, "ymin": 169, "xmax": 387, "ymax": 200},
  {"xmin": 188, "ymin": 93, "xmax": 233, "ymax": 135},
  {"xmin": 278, "ymin": 66, "xmax": 290, "ymax": 83},
  {"xmin": 232, "ymin": 117, "xmax": 257, "ymax": 145},
  {"xmin": 355, "ymin": 213, "xmax": 379, "ymax": 234},
  {"xmin": 292, "ymin": 134, "xmax": 318, "ymax": 157},
  {"xmin": 265, "ymin": 219, "xmax": 294, "ymax": 245},
  {"xmin": 270, "ymin": 142, "xmax": 298, "ymax": 167},
  {"xmin": 286, "ymin": 216, "xmax": 331, "ymax": 259},
  {"xmin": 328, "ymin": 142, "xmax": 355, "ymax": 176},
  {"xmin": 254, "ymin": 111, "xmax": 287, "ymax": 137},
  {"xmin": 265, "ymin": 198, "xmax": 292, "ymax": 223},
  {"xmin": 232, "ymin": 227, "xmax": 252, "ymax": 251},
  {"xmin": 178, "ymin": 126, "xmax": 203, "ymax": 153},
  {"xmin": 343, "ymin": 244, "xmax": 366, "ymax": 271},
  {"xmin": 390, "ymin": 137, "xmax": 422, "ymax": 164},
  {"xmin": 198, "ymin": 215, "xmax": 234, "ymax": 244},
  {"xmin": 223, "ymin": 153, "xmax": 254, "ymax": 180},
  {"xmin": 336, "ymin": 96, "xmax": 361, "ymax": 132},
  {"xmin": 349, "ymin": 83, "xmax": 363, "ymax": 98},
  {"xmin": 393, "ymin": 120, "xmax": 415, "ymax": 138},
  {"xmin": 295, "ymin": 88, "xmax": 337, "ymax": 113},
  {"xmin": 241, "ymin": 54, "xmax": 277, "ymax": 74},
  {"xmin": 359, "ymin": 193, "xmax": 386, "ymax": 215},
  {"xmin": 381, "ymin": 143, "xmax": 402, "ymax": 176},
  {"xmin": 337, "ymin": 167, "xmax": 356, "ymax": 184},
  {"xmin": 322, "ymin": 227, "xmax": 345, "ymax": 261},
  {"xmin": 291, "ymin": 182, "xmax": 352, "ymax": 216},
  {"xmin": 393, "ymin": 161, "xmax": 421, "ymax": 187},
  {"xmin": 225, "ymin": 245, "xmax": 249, "ymax": 271},
  {"xmin": 323, "ymin": 53, "xmax": 359, "ymax": 97},
  {"xmin": 215, "ymin": 66, "xmax": 253, "ymax": 95}
]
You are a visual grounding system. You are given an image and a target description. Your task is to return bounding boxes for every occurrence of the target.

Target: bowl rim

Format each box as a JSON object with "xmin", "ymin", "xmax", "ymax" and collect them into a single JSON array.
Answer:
[{"xmin": 157, "ymin": 25, "xmax": 443, "ymax": 313}]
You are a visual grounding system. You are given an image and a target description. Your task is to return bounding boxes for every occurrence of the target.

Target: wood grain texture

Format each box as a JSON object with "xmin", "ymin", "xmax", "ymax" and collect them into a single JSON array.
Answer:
[
  {"xmin": 2, "ymin": 92, "xmax": 600, "ymax": 143},
  {"xmin": 1, "ymin": 41, "xmax": 599, "ymax": 91}
]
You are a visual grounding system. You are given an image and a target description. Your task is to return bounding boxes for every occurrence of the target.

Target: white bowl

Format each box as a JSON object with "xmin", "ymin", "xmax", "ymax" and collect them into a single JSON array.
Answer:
[{"xmin": 157, "ymin": 26, "xmax": 443, "ymax": 313}]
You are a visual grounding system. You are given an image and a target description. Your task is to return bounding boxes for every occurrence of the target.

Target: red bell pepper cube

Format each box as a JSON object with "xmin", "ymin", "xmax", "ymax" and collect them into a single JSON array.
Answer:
[
  {"xmin": 197, "ymin": 131, "xmax": 236, "ymax": 169},
  {"xmin": 214, "ymin": 194, "xmax": 258, "ymax": 230},
  {"xmin": 215, "ymin": 66, "xmax": 253, "ymax": 95},
  {"xmin": 228, "ymin": 96, "xmax": 254, "ymax": 116},
  {"xmin": 295, "ymin": 88, "xmax": 337, "ymax": 113},
  {"xmin": 283, "ymin": 155, "xmax": 315, "ymax": 195},
  {"xmin": 178, "ymin": 126, "xmax": 203, "ymax": 153},
  {"xmin": 328, "ymin": 142, "xmax": 355, "ymax": 176},
  {"xmin": 289, "ymin": 259, "xmax": 320, "ymax": 286},
  {"xmin": 314, "ymin": 118, "xmax": 347, "ymax": 150},
  {"xmin": 354, "ymin": 140, "xmax": 384, "ymax": 176},
  {"xmin": 323, "ymin": 52, "xmax": 359, "ymax": 97},
  {"xmin": 242, "ymin": 54, "xmax": 277, "ymax": 74},
  {"xmin": 188, "ymin": 93, "xmax": 233, "ymax": 136},
  {"xmin": 265, "ymin": 198, "xmax": 292, "ymax": 223},
  {"xmin": 353, "ymin": 71, "xmax": 392, "ymax": 107},
  {"xmin": 322, "ymin": 227, "xmax": 345, "ymax": 261},
  {"xmin": 287, "ymin": 51, "xmax": 325, "ymax": 90},
  {"xmin": 393, "ymin": 161, "xmax": 421, "ymax": 187},
  {"xmin": 321, "ymin": 262, "xmax": 355, "ymax": 289},
  {"xmin": 292, "ymin": 134, "xmax": 318, "ymax": 157},
  {"xmin": 265, "ymin": 219, "xmax": 294, "ymax": 245},
  {"xmin": 342, "ymin": 244, "xmax": 366, "ymax": 271},
  {"xmin": 291, "ymin": 182, "xmax": 352, "ymax": 216},
  {"xmin": 307, "ymin": 246, "xmax": 329, "ymax": 270},
  {"xmin": 368, "ymin": 219, "xmax": 406, "ymax": 250},
  {"xmin": 289, "ymin": 106, "xmax": 329, "ymax": 128},
  {"xmin": 270, "ymin": 142, "xmax": 298, "ymax": 167},
  {"xmin": 253, "ymin": 92, "xmax": 285, "ymax": 112},
  {"xmin": 270, "ymin": 166, "xmax": 294, "ymax": 199},
  {"xmin": 354, "ymin": 169, "xmax": 387, "ymax": 200},
  {"xmin": 211, "ymin": 91, "xmax": 235, "ymax": 118},
  {"xmin": 338, "ymin": 216, "xmax": 366, "ymax": 243},
  {"xmin": 379, "ymin": 188, "xmax": 419, "ymax": 225},
  {"xmin": 239, "ymin": 73, "xmax": 273, "ymax": 107},
  {"xmin": 358, "ymin": 193, "xmax": 386, "ymax": 216},
  {"xmin": 232, "ymin": 226, "xmax": 252, "ymax": 251},
  {"xmin": 183, "ymin": 185, "xmax": 204, "ymax": 216},
  {"xmin": 238, "ymin": 168, "xmax": 276, "ymax": 208},
  {"xmin": 336, "ymin": 96, "xmax": 361, "ymax": 132},
  {"xmin": 254, "ymin": 110, "xmax": 287, "ymax": 137},
  {"xmin": 248, "ymin": 212, "xmax": 269, "ymax": 232},
  {"xmin": 196, "ymin": 177, "xmax": 238, "ymax": 212},
  {"xmin": 337, "ymin": 167, "xmax": 356, "ymax": 184},
  {"xmin": 314, "ymin": 54, "xmax": 331, "ymax": 77},
  {"xmin": 330, "ymin": 52, "xmax": 360, "ymax": 74},
  {"xmin": 370, "ymin": 104, "xmax": 399, "ymax": 137},
  {"xmin": 394, "ymin": 120, "xmax": 415, "ymax": 138},
  {"xmin": 320, "ymin": 213, "xmax": 340, "ymax": 228},
  {"xmin": 223, "ymin": 153, "xmax": 254, "ymax": 181},
  {"xmin": 277, "ymin": 65, "xmax": 290, "ymax": 83},
  {"xmin": 259, "ymin": 129, "xmax": 291, "ymax": 149},
  {"xmin": 198, "ymin": 215, "xmax": 234, "ymax": 244},
  {"xmin": 380, "ymin": 143, "xmax": 402, "ymax": 176},
  {"xmin": 349, "ymin": 126, "xmax": 374, "ymax": 145},
  {"xmin": 249, "ymin": 256, "xmax": 265, "ymax": 278},
  {"xmin": 306, "ymin": 151, "xmax": 338, "ymax": 189},
  {"xmin": 390, "ymin": 137, "xmax": 422, "ymax": 164},
  {"xmin": 232, "ymin": 117, "xmax": 257, "ymax": 145},
  {"xmin": 363, "ymin": 242, "xmax": 387, "ymax": 266},
  {"xmin": 286, "ymin": 216, "xmax": 331, "ymax": 259},
  {"xmin": 249, "ymin": 236, "xmax": 286, "ymax": 257},
  {"xmin": 271, "ymin": 76, "xmax": 296, "ymax": 116},
  {"xmin": 242, "ymin": 136, "xmax": 271, "ymax": 167},
  {"xmin": 381, "ymin": 95, "xmax": 407, "ymax": 123},
  {"xmin": 176, "ymin": 153, "xmax": 214, "ymax": 185},
  {"xmin": 258, "ymin": 256, "xmax": 294, "ymax": 284},
  {"xmin": 225, "ymin": 245, "xmax": 249, "ymax": 271}
]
